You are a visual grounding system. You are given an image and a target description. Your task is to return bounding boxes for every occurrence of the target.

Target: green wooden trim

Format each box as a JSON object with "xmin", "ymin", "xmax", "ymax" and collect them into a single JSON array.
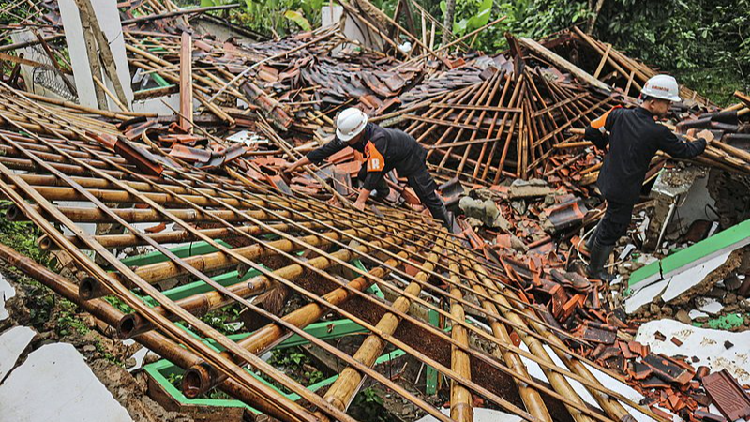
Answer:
[
  {"xmin": 133, "ymin": 83, "xmax": 177, "ymax": 96},
  {"xmin": 629, "ymin": 219, "xmax": 750, "ymax": 287},
  {"xmin": 151, "ymin": 73, "xmax": 171, "ymax": 87},
  {"xmin": 143, "ymin": 319, "xmax": 402, "ymax": 412},
  {"xmin": 425, "ymin": 309, "xmax": 439, "ymax": 395}
]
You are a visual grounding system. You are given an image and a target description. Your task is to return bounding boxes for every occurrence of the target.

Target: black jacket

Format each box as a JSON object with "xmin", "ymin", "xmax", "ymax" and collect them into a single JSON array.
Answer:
[
  {"xmin": 307, "ymin": 123, "xmax": 427, "ymax": 190},
  {"xmin": 584, "ymin": 107, "xmax": 706, "ymax": 204}
]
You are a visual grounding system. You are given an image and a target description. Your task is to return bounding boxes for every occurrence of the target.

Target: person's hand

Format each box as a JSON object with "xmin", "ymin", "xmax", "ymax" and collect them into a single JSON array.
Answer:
[
  {"xmin": 353, "ymin": 201, "xmax": 367, "ymax": 211},
  {"xmin": 278, "ymin": 162, "xmax": 295, "ymax": 174},
  {"xmin": 697, "ymin": 129, "xmax": 714, "ymax": 144}
]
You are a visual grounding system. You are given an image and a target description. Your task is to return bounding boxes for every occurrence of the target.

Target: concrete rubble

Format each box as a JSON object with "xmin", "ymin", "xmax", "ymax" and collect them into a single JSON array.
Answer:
[{"xmin": 0, "ymin": 1, "xmax": 748, "ymax": 422}]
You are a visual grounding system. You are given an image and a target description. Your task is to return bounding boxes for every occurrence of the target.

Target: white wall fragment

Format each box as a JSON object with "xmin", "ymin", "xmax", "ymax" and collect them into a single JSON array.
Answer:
[
  {"xmin": 625, "ymin": 250, "xmax": 732, "ymax": 314},
  {"xmin": 417, "ymin": 407, "xmax": 522, "ymax": 422},
  {"xmin": 0, "ymin": 326, "xmax": 36, "ymax": 380},
  {"xmin": 636, "ymin": 319, "xmax": 750, "ymax": 384},
  {"xmin": 695, "ymin": 297, "xmax": 724, "ymax": 315},
  {"xmin": 0, "ymin": 272, "xmax": 16, "ymax": 322},
  {"xmin": 0, "ymin": 343, "xmax": 133, "ymax": 422},
  {"xmin": 58, "ymin": 0, "xmax": 133, "ymax": 110}
]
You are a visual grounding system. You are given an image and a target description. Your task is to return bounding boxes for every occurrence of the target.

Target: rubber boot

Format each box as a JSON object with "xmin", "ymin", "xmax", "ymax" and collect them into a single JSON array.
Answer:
[
  {"xmin": 578, "ymin": 223, "xmax": 598, "ymax": 257},
  {"xmin": 586, "ymin": 240, "xmax": 616, "ymax": 281},
  {"xmin": 585, "ymin": 224, "xmax": 598, "ymax": 251},
  {"xmin": 370, "ymin": 187, "xmax": 390, "ymax": 202},
  {"xmin": 442, "ymin": 210, "xmax": 457, "ymax": 233},
  {"xmin": 369, "ymin": 179, "xmax": 390, "ymax": 203},
  {"xmin": 429, "ymin": 203, "xmax": 455, "ymax": 232}
]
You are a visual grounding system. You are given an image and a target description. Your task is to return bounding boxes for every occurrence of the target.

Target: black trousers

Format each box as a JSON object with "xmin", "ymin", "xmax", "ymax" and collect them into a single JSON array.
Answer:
[
  {"xmin": 357, "ymin": 165, "xmax": 448, "ymax": 223},
  {"xmin": 594, "ymin": 199, "xmax": 635, "ymax": 247}
]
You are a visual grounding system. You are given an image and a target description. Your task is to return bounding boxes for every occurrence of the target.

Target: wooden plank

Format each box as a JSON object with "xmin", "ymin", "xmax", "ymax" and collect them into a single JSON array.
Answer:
[
  {"xmin": 432, "ymin": 103, "xmax": 523, "ymax": 113},
  {"xmin": 592, "ymin": 43, "xmax": 611, "ymax": 79},
  {"xmin": 402, "ymin": 114, "xmax": 477, "ymax": 130},
  {"xmin": 179, "ymin": 31, "xmax": 193, "ymax": 133},
  {"xmin": 624, "ymin": 69, "xmax": 636, "ymax": 97},
  {"xmin": 519, "ymin": 37, "xmax": 610, "ymax": 92},
  {"xmin": 531, "ymin": 92, "xmax": 589, "ymax": 117}
]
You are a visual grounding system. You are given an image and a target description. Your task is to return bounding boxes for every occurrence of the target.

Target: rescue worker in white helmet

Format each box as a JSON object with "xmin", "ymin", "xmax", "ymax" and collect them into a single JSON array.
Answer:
[
  {"xmin": 282, "ymin": 107, "xmax": 455, "ymax": 230},
  {"xmin": 582, "ymin": 75, "xmax": 713, "ymax": 280}
]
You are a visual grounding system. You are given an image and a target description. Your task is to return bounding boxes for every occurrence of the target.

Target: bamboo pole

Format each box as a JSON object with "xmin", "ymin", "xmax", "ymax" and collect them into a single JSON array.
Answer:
[
  {"xmin": 396, "ymin": 17, "xmax": 507, "ymax": 69},
  {"xmin": 323, "ymin": 241, "xmax": 443, "ymax": 411},
  {"xmin": 471, "ymin": 263, "xmax": 595, "ymax": 422},
  {"xmin": 13, "ymin": 185, "xmax": 264, "ymax": 208},
  {"xmin": 0, "ymin": 242, "xmax": 314, "ymax": 419},
  {"xmin": 179, "ymin": 31, "xmax": 193, "ymax": 132},
  {"xmin": 448, "ymin": 260, "xmax": 473, "ymax": 422},
  {"xmin": 461, "ymin": 259, "xmax": 552, "ymax": 421},
  {"xmin": 9, "ymin": 203, "xmax": 294, "ymax": 223},
  {"xmin": 17, "ymin": 91, "xmax": 155, "ymax": 119},
  {"xmin": 128, "ymin": 226, "xmax": 381, "ymax": 285},
  {"xmin": 39, "ymin": 220, "xmax": 327, "ymax": 250},
  {"xmin": 180, "ymin": 239, "xmax": 414, "ymax": 397}
]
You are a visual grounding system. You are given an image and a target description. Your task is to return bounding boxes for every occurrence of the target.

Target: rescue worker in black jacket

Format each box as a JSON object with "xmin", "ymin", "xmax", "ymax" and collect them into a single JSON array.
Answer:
[
  {"xmin": 583, "ymin": 75, "xmax": 713, "ymax": 280},
  {"xmin": 281, "ymin": 107, "xmax": 453, "ymax": 229}
]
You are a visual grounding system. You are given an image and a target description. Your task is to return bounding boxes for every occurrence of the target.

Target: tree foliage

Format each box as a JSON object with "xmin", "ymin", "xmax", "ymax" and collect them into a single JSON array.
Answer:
[{"xmin": 435, "ymin": 0, "xmax": 749, "ymax": 105}]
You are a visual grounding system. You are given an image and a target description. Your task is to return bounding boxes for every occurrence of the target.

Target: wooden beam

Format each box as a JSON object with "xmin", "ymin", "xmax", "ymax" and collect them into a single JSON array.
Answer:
[
  {"xmin": 518, "ymin": 37, "xmax": 610, "ymax": 92},
  {"xmin": 592, "ymin": 43, "xmax": 610, "ymax": 79},
  {"xmin": 179, "ymin": 31, "xmax": 193, "ymax": 133}
]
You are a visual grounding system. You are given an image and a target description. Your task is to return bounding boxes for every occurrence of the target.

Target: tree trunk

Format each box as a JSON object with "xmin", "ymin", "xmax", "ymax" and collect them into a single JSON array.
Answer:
[
  {"xmin": 587, "ymin": 0, "xmax": 606, "ymax": 34},
  {"xmin": 442, "ymin": 0, "xmax": 456, "ymax": 46}
]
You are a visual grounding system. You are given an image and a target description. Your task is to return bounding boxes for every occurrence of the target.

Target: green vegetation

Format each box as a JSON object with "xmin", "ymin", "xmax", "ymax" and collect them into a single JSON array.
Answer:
[
  {"xmin": 267, "ymin": 346, "xmax": 326, "ymax": 385},
  {"xmin": 198, "ymin": 0, "xmax": 326, "ymax": 37},
  {"xmin": 202, "ymin": 304, "xmax": 245, "ymax": 335},
  {"xmin": 350, "ymin": 387, "xmax": 395, "ymax": 422},
  {"xmin": 0, "ymin": 202, "xmax": 52, "ymax": 267}
]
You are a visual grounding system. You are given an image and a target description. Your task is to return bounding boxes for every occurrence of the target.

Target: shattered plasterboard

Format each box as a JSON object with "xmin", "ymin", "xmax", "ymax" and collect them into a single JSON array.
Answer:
[
  {"xmin": 0, "ymin": 343, "xmax": 133, "ymax": 422},
  {"xmin": 0, "ymin": 326, "xmax": 36, "ymax": 380},
  {"xmin": 625, "ymin": 219, "xmax": 750, "ymax": 314},
  {"xmin": 636, "ymin": 319, "xmax": 750, "ymax": 384},
  {"xmin": 518, "ymin": 343, "xmax": 659, "ymax": 422},
  {"xmin": 0, "ymin": 272, "xmax": 15, "ymax": 321},
  {"xmin": 624, "ymin": 250, "xmax": 732, "ymax": 314}
]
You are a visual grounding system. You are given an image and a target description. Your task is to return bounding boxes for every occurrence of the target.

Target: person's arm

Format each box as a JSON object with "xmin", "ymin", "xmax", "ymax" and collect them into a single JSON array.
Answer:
[
  {"xmin": 584, "ymin": 106, "xmax": 621, "ymax": 149},
  {"xmin": 657, "ymin": 127, "xmax": 711, "ymax": 159},
  {"xmin": 281, "ymin": 139, "xmax": 347, "ymax": 173},
  {"xmin": 353, "ymin": 188, "xmax": 370, "ymax": 211},
  {"xmin": 283, "ymin": 156, "xmax": 311, "ymax": 173}
]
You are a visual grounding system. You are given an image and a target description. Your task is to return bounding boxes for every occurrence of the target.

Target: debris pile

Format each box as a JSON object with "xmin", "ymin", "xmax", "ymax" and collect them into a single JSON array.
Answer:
[
  {"xmin": 538, "ymin": 27, "xmax": 714, "ymax": 107},
  {"xmin": 399, "ymin": 56, "xmax": 624, "ymax": 182},
  {"xmin": 0, "ymin": 2, "xmax": 749, "ymax": 422}
]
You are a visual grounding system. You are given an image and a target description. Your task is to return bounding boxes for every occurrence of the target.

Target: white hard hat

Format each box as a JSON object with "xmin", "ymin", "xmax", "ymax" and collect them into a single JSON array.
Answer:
[
  {"xmin": 336, "ymin": 108, "xmax": 368, "ymax": 142},
  {"xmin": 640, "ymin": 74, "xmax": 682, "ymax": 102},
  {"xmin": 398, "ymin": 41, "xmax": 413, "ymax": 54}
]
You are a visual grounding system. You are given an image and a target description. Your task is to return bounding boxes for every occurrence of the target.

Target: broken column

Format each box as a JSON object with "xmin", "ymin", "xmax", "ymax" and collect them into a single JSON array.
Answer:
[{"xmin": 58, "ymin": 0, "xmax": 133, "ymax": 111}]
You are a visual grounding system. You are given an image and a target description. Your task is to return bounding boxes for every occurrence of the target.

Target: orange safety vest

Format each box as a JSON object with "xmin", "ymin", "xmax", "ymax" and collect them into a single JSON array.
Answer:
[
  {"xmin": 591, "ymin": 105, "xmax": 623, "ymax": 129},
  {"xmin": 365, "ymin": 141, "xmax": 384, "ymax": 172}
]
